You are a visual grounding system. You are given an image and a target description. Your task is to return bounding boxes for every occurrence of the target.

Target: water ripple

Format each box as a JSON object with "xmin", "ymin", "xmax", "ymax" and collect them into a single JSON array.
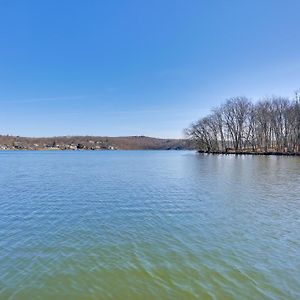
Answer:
[{"xmin": 0, "ymin": 151, "xmax": 300, "ymax": 299}]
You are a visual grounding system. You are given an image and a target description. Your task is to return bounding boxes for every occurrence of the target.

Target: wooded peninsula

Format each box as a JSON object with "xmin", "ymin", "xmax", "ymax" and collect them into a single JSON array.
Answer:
[{"xmin": 186, "ymin": 92, "xmax": 300, "ymax": 156}]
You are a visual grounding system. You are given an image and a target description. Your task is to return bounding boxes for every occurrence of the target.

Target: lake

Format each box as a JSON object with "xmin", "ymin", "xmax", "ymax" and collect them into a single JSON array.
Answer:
[{"xmin": 0, "ymin": 151, "xmax": 300, "ymax": 299}]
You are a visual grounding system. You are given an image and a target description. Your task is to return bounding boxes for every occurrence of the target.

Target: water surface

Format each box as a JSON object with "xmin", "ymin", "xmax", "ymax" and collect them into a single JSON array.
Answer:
[{"xmin": 0, "ymin": 151, "xmax": 300, "ymax": 299}]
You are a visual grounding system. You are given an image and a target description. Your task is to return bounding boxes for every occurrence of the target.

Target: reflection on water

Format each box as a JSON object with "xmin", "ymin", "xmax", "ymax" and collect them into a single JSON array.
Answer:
[{"xmin": 0, "ymin": 151, "xmax": 300, "ymax": 299}]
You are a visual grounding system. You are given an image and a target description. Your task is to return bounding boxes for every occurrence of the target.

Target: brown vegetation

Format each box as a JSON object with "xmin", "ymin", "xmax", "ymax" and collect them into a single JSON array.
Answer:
[
  {"xmin": 0, "ymin": 135, "xmax": 195, "ymax": 150},
  {"xmin": 186, "ymin": 91, "xmax": 300, "ymax": 155}
]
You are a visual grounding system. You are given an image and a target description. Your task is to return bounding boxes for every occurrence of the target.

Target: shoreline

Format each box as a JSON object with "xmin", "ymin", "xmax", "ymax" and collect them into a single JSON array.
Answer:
[
  {"xmin": 198, "ymin": 150, "xmax": 300, "ymax": 157},
  {"xmin": 0, "ymin": 148, "xmax": 188, "ymax": 151},
  {"xmin": 0, "ymin": 135, "xmax": 194, "ymax": 151}
]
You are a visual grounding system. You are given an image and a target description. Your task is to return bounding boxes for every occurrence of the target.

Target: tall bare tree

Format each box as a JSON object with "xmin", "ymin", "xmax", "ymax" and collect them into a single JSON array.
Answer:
[{"xmin": 186, "ymin": 92, "xmax": 300, "ymax": 154}]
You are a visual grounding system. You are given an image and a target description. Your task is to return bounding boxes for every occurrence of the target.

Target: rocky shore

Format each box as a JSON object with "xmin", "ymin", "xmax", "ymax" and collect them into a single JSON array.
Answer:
[{"xmin": 198, "ymin": 150, "xmax": 300, "ymax": 156}]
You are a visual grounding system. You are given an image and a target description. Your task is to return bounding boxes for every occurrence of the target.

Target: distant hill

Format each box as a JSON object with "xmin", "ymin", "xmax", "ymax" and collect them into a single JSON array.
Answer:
[{"xmin": 0, "ymin": 135, "xmax": 196, "ymax": 150}]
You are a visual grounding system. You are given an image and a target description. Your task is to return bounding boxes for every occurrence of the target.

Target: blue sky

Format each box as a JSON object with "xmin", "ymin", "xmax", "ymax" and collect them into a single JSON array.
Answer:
[{"xmin": 0, "ymin": 0, "xmax": 299, "ymax": 138}]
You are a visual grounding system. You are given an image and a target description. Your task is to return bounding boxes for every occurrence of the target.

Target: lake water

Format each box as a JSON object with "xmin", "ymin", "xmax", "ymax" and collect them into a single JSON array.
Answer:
[{"xmin": 0, "ymin": 151, "xmax": 300, "ymax": 300}]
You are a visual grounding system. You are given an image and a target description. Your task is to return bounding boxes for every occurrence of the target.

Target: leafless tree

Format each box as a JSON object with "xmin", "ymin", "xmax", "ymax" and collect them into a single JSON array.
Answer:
[{"xmin": 186, "ymin": 92, "xmax": 300, "ymax": 154}]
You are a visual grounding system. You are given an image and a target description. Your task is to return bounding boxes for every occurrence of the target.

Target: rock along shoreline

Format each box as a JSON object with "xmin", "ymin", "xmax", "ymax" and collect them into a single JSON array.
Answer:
[{"xmin": 198, "ymin": 150, "xmax": 300, "ymax": 157}]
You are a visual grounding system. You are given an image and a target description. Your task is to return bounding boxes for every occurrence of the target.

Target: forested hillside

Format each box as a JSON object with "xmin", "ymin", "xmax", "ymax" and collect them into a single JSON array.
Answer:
[{"xmin": 0, "ymin": 135, "xmax": 195, "ymax": 150}]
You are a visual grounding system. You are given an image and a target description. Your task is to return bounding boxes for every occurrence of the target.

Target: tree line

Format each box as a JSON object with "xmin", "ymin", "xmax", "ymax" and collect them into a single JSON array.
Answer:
[{"xmin": 186, "ymin": 91, "xmax": 300, "ymax": 154}]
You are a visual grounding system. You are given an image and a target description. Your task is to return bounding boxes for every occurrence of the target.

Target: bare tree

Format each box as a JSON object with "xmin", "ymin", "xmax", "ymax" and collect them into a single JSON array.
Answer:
[{"xmin": 186, "ymin": 92, "xmax": 300, "ymax": 155}]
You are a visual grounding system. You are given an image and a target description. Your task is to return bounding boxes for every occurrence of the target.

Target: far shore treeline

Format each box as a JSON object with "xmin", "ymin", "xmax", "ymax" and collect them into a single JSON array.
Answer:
[
  {"xmin": 0, "ymin": 135, "xmax": 194, "ymax": 151},
  {"xmin": 186, "ymin": 91, "xmax": 300, "ymax": 155}
]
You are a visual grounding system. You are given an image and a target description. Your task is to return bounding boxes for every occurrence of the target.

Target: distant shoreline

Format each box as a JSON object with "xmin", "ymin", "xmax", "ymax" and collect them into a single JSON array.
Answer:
[
  {"xmin": 0, "ymin": 148, "xmax": 190, "ymax": 151},
  {"xmin": 0, "ymin": 135, "xmax": 195, "ymax": 151}
]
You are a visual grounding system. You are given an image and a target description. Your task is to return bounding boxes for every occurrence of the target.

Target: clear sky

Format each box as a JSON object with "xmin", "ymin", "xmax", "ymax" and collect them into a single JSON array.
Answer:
[{"xmin": 0, "ymin": 0, "xmax": 299, "ymax": 138}]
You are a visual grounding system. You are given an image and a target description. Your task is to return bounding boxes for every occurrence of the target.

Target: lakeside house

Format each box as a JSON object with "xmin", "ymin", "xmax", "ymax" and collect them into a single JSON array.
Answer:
[{"xmin": 0, "ymin": 141, "xmax": 118, "ymax": 151}]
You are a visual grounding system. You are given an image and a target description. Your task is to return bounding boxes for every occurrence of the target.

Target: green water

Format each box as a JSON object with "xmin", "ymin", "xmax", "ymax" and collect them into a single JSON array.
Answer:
[{"xmin": 0, "ymin": 151, "xmax": 299, "ymax": 299}]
